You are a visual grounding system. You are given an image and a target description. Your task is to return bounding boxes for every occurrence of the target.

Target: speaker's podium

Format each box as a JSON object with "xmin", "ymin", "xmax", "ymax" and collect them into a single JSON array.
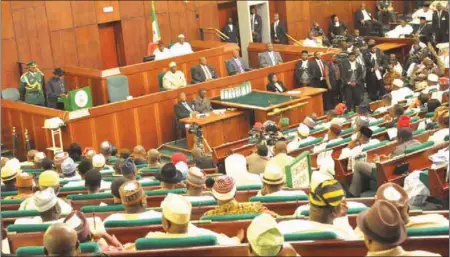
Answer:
[{"xmin": 57, "ymin": 86, "xmax": 93, "ymax": 111}]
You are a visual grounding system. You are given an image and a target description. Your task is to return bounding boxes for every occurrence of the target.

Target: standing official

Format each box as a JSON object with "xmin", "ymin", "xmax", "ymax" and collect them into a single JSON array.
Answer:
[
  {"xmin": 271, "ymin": 13, "xmax": 288, "ymax": 44},
  {"xmin": 250, "ymin": 6, "xmax": 262, "ymax": 43},
  {"xmin": 46, "ymin": 68, "xmax": 67, "ymax": 109},
  {"xmin": 364, "ymin": 42, "xmax": 387, "ymax": 101},
  {"xmin": 221, "ymin": 18, "xmax": 239, "ymax": 44},
  {"xmin": 309, "ymin": 52, "xmax": 332, "ymax": 110},
  {"xmin": 432, "ymin": 3, "xmax": 449, "ymax": 43},
  {"xmin": 294, "ymin": 51, "xmax": 311, "ymax": 87},
  {"xmin": 19, "ymin": 61, "xmax": 46, "ymax": 106},
  {"xmin": 342, "ymin": 52, "xmax": 364, "ymax": 110}
]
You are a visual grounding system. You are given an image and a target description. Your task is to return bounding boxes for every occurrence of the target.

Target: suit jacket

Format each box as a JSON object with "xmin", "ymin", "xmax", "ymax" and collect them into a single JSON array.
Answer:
[
  {"xmin": 327, "ymin": 61, "xmax": 342, "ymax": 91},
  {"xmin": 271, "ymin": 20, "xmax": 288, "ymax": 44},
  {"xmin": 267, "ymin": 81, "xmax": 287, "ymax": 93},
  {"xmin": 391, "ymin": 139, "xmax": 421, "ymax": 158},
  {"xmin": 363, "ymin": 49, "xmax": 388, "ymax": 73},
  {"xmin": 193, "ymin": 96, "xmax": 213, "ymax": 114},
  {"xmin": 194, "ymin": 156, "xmax": 216, "ymax": 169},
  {"xmin": 251, "ymin": 14, "xmax": 262, "ymax": 42},
  {"xmin": 308, "ymin": 59, "xmax": 327, "ymax": 88},
  {"xmin": 432, "ymin": 10, "xmax": 449, "ymax": 32},
  {"xmin": 226, "ymin": 58, "xmax": 250, "ymax": 75},
  {"xmin": 294, "ymin": 60, "xmax": 311, "ymax": 86},
  {"xmin": 413, "ymin": 24, "xmax": 433, "ymax": 42},
  {"xmin": 46, "ymin": 76, "xmax": 67, "ymax": 108},
  {"xmin": 341, "ymin": 60, "xmax": 364, "ymax": 87},
  {"xmin": 258, "ymin": 51, "xmax": 283, "ymax": 68},
  {"xmin": 328, "ymin": 21, "xmax": 347, "ymax": 37},
  {"xmin": 174, "ymin": 101, "xmax": 195, "ymax": 120},
  {"xmin": 355, "ymin": 9, "xmax": 374, "ymax": 28},
  {"xmin": 221, "ymin": 24, "xmax": 239, "ymax": 43},
  {"xmin": 191, "ymin": 64, "xmax": 217, "ymax": 84}
]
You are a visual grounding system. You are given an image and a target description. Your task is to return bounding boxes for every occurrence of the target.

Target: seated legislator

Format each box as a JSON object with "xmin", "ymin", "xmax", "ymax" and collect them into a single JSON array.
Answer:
[
  {"xmin": 287, "ymin": 123, "xmax": 317, "ymax": 153},
  {"xmin": 257, "ymin": 165, "xmax": 306, "ymax": 197},
  {"xmin": 428, "ymin": 106, "xmax": 449, "ymax": 144},
  {"xmin": 15, "ymin": 188, "xmax": 63, "ymax": 225},
  {"xmin": 43, "ymin": 223, "xmax": 80, "ymax": 257},
  {"xmin": 20, "ymin": 149, "xmax": 37, "ymax": 168},
  {"xmin": 247, "ymin": 214, "xmax": 299, "ymax": 257},
  {"xmin": 226, "ymin": 49, "xmax": 250, "ymax": 75},
  {"xmin": 266, "ymin": 73, "xmax": 287, "ymax": 93},
  {"xmin": 383, "ymin": 64, "xmax": 402, "ymax": 92},
  {"xmin": 4, "ymin": 172, "xmax": 34, "ymax": 200},
  {"xmin": 84, "ymin": 170, "xmax": 102, "ymax": 194},
  {"xmin": 132, "ymin": 145, "xmax": 147, "ymax": 166},
  {"xmin": 278, "ymin": 178, "xmax": 357, "ymax": 240},
  {"xmin": 155, "ymin": 163, "xmax": 185, "ymax": 190},
  {"xmin": 413, "ymin": 17, "xmax": 433, "ymax": 43},
  {"xmin": 163, "ymin": 62, "xmax": 187, "ymax": 90},
  {"xmin": 259, "ymin": 43, "xmax": 283, "ymax": 68},
  {"xmin": 313, "ymin": 123, "xmax": 343, "ymax": 153},
  {"xmin": 19, "ymin": 170, "xmax": 73, "ymax": 215},
  {"xmin": 339, "ymin": 126, "xmax": 380, "ymax": 160},
  {"xmin": 385, "ymin": 19, "xmax": 413, "ymax": 38},
  {"xmin": 388, "ymin": 54, "xmax": 404, "ymax": 76},
  {"xmin": 202, "ymin": 175, "xmax": 275, "ymax": 217},
  {"xmin": 376, "ymin": 0, "xmax": 395, "ymax": 25},
  {"xmin": 193, "ymin": 88, "xmax": 213, "ymax": 114},
  {"xmin": 355, "ymin": 3, "xmax": 383, "ymax": 36},
  {"xmin": 246, "ymin": 144, "xmax": 269, "ymax": 175},
  {"xmin": 170, "ymin": 34, "xmax": 193, "ymax": 57},
  {"xmin": 1, "ymin": 164, "xmax": 18, "ymax": 192},
  {"xmin": 412, "ymin": 4, "xmax": 434, "ymax": 23},
  {"xmin": 303, "ymin": 32, "xmax": 320, "ymax": 47},
  {"xmin": 357, "ymin": 200, "xmax": 441, "ymax": 257},
  {"xmin": 191, "ymin": 147, "xmax": 216, "ymax": 169},
  {"xmin": 267, "ymin": 141, "xmax": 294, "ymax": 175},
  {"xmin": 174, "ymin": 92, "xmax": 196, "ymax": 131},
  {"xmin": 153, "ymin": 40, "xmax": 172, "ymax": 61},
  {"xmin": 146, "ymin": 193, "xmax": 242, "ymax": 245},
  {"xmin": 46, "ymin": 68, "xmax": 67, "ymax": 109},
  {"xmin": 191, "ymin": 57, "xmax": 217, "ymax": 84},
  {"xmin": 348, "ymin": 127, "xmax": 420, "ymax": 197},
  {"xmin": 294, "ymin": 50, "xmax": 311, "ymax": 87},
  {"xmin": 225, "ymin": 154, "xmax": 262, "ymax": 186},
  {"xmin": 104, "ymin": 181, "xmax": 162, "ymax": 222},
  {"xmin": 184, "ymin": 167, "xmax": 215, "ymax": 203},
  {"xmin": 147, "ymin": 149, "xmax": 163, "ymax": 169},
  {"xmin": 61, "ymin": 158, "xmax": 81, "ymax": 181},
  {"xmin": 64, "ymin": 160, "xmax": 111, "ymax": 190},
  {"xmin": 328, "ymin": 15, "xmax": 347, "ymax": 39},
  {"xmin": 111, "ymin": 177, "xmax": 127, "ymax": 204}
]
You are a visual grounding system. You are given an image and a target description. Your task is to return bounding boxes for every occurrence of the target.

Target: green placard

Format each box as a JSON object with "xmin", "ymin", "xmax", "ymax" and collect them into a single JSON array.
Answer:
[
  {"xmin": 59, "ymin": 86, "xmax": 93, "ymax": 111},
  {"xmin": 285, "ymin": 151, "xmax": 312, "ymax": 189}
]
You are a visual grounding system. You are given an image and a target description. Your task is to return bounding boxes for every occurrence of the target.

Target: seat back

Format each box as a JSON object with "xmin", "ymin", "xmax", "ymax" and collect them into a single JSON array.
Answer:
[
  {"xmin": 105, "ymin": 218, "xmax": 162, "ymax": 228},
  {"xmin": 135, "ymin": 235, "xmax": 217, "ymax": 250},
  {"xmin": 2, "ymin": 88, "xmax": 20, "ymax": 101},
  {"xmin": 284, "ymin": 231, "xmax": 338, "ymax": 241},
  {"xmin": 200, "ymin": 213, "xmax": 260, "ymax": 221},
  {"xmin": 16, "ymin": 242, "xmax": 100, "ymax": 256},
  {"xmin": 249, "ymin": 194, "xmax": 308, "ymax": 203},
  {"xmin": 106, "ymin": 75, "xmax": 130, "ymax": 103},
  {"xmin": 158, "ymin": 72, "xmax": 167, "ymax": 91}
]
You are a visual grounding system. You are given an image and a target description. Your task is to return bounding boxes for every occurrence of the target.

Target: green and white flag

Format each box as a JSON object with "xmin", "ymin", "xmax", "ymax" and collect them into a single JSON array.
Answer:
[{"xmin": 151, "ymin": 1, "xmax": 161, "ymax": 43}]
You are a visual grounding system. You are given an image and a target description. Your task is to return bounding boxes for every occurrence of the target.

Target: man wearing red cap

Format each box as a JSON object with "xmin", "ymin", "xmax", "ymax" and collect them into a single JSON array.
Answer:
[
  {"xmin": 152, "ymin": 40, "xmax": 172, "ymax": 60},
  {"xmin": 396, "ymin": 115, "xmax": 411, "ymax": 129}
]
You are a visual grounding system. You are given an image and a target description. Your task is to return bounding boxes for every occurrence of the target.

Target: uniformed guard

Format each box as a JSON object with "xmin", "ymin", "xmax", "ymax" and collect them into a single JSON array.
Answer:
[{"xmin": 19, "ymin": 61, "xmax": 46, "ymax": 106}]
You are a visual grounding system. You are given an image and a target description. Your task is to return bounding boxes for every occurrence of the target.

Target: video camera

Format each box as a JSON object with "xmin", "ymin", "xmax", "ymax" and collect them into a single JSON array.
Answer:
[
  {"xmin": 188, "ymin": 123, "xmax": 203, "ymax": 140},
  {"xmin": 248, "ymin": 122, "xmax": 281, "ymax": 146}
]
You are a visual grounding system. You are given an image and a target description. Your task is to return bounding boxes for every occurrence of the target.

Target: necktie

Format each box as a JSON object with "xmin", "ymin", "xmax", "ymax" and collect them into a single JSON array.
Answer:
[
  {"xmin": 318, "ymin": 60, "xmax": 324, "ymax": 77},
  {"xmin": 334, "ymin": 63, "xmax": 341, "ymax": 80},
  {"xmin": 251, "ymin": 15, "xmax": 255, "ymax": 32},
  {"xmin": 269, "ymin": 52, "xmax": 276, "ymax": 65},
  {"xmin": 202, "ymin": 65, "xmax": 212, "ymax": 80},
  {"xmin": 274, "ymin": 21, "xmax": 278, "ymax": 37},
  {"xmin": 60, "ymin": 80, "xmax": 65, "ymax": 93},
  {"xmin": 438, "ymin": 11, "xmax": 441, "ymax": 28},
  {"xmin": 235, "ymin": 59, "xmax": 244, "ymax": 72},
  {"xmin": 274, "ymin": 82, "xmax": 283, "ymax": 92},
  {"xmin": 183, "ymin": 102, "xmax": 193, "ymax": 113}
]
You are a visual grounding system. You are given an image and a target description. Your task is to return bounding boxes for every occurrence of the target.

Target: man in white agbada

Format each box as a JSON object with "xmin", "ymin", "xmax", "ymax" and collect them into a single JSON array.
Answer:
[
  {"xmin": 303, "ymin": 32, "xmax": 319, "ymax": 47},
  {"xmin": 340, "ymin": 126, "xmax": 379, "ymax": 160},
  {"xmin": 19, "ymin": 170, "xmax": 73, "ymax": 215},
  {"xmin": 436, "ymin": 43, "xmax": 449, "ymax": 68},
  {"xmin": 92, "ymin": 154, "xmax": 112, "ymax": 173},
  {"xmin": 145, "ymin": 193, "xmax": 242, "ymax": 245},
  {"xmin": 421, "ymin": 73, "xmax": 439, "ymax": 94},
  {"xmin": 225, "ymin": 154, "xmax": 261, "ymax": 186},
  {"xmin": 428, "ymin": 108, "xmax": 449, "ymax": 144},
  {"xmin": 15, "ymin": 188, "xmax": 64, "ymax": 225},
  {"xmin": 287, "ymin": 123, "xmax": 317, "ymax": 153},
  {"xmin": 412, "ymin": 5, "xmax": 434, "ymax": 23},
  {"xmin": 385, "ymin": 20, "xmax": 413, "ymax": 38},
  {"xmin": 390, "ymin": 78, "xmax": 413, "ymax": 105},
  {"xmin": 257, "ymin": 165, "xmax": 306, "ymax": 197},
  {"xmin": 170, "ymin": 34, "xmax": 193, "ymax": 57},
  {"xmin": 153, "ymin": 41, "xmax": 172, "ymax": 61},
  {"xmin": 60, "ymin": 158, "xmax": 81, "ymax": 181},
  {"xmin": 162, "ymin": 62, "xmax": 187, "ymax": 90},
  {"xmin": 266, "ymin": 142, "xmax": 294, "ymax": 182}
]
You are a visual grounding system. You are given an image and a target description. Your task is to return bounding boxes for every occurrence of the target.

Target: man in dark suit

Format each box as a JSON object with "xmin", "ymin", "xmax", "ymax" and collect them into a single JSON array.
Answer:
[
  {"xmin": 342, "ymin": 52, "xmax": 364, "ymax": 110},
  {"xmin": 309, "ymin": 52, "xmax": 332, "ymax": 110},
  {"xmin": 221, "ymin": 17, "xmax": 239, "ymax": 44},
  {"xmin": 326, "ymin": 54, "xmax": 343, "ymax": 106},
  {"xmin": 226, "ymin": 49, "xmax": 250, "ymax": 75},
  {"xmin": 250, "ymin": 6, "xmax": 262, "ymax": 43},
  {"xmin": 413, "ymin": 17, "xmax": 433, "ymax": 44},
  {"xmin": 192, "ymin": 147, "xmax": 216, "ymax": 169},
  {"xmin": 432, "ymin": 3, "xmax": 449, "ymax": 43},
  {"xmin": 174, "ymin": 92, "xmax": 196, "ymax": 137},
  {"xmin": 355, "ymin": 3, "xmax": 383, "ymax": 36},
  {"xmin": 363, "ymin": 42, "xmax": 388, "ymax": 101},
  {"xmin": 295, "ymin": 50, "xmax": 311, "ymax": 87},
  {"xmin": 191, "ymin": 57, "xmax": 217, "ymax": 84},
  {"xmin": 46, "ymin": 68, "xmax": 66, "ymax": 109},
  {"xmin": 271, "ymin": 13, "xmax": 288, "ymax": 44}
]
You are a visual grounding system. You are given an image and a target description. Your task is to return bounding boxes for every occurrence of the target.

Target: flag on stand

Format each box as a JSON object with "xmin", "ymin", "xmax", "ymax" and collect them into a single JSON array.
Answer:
[{"xmin": 147, "ymin": 1, "xmax": 161, "ymax": 55}]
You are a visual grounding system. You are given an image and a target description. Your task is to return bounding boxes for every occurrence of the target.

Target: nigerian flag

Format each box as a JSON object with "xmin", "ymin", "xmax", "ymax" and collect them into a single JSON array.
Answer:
[{"xmin": 151, "ymin": 1, "xmax": 161, "ymax": 43}]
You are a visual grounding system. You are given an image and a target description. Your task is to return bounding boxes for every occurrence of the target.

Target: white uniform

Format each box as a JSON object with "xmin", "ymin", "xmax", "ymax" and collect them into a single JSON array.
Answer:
[
  {"xmin": 429, "ymin": 129, "xmax": 449, "ymax": 144},
  {"xmin": 386, "ymin": 25, "xmax": 413, "ymax": 38},
  {"xmin": 103, "ymin": 210, "xmax": 162, "ymax": 223},
  {"xmin": 287, "ymin": 136, "xmax": 317, "ymax": 153},
  {"xmin": 411, "ymin": 8, "xmax": 434, "ymax": 23},
  {"xmin": 303, "ymin": 38, "xmax": 318, "ymax": 47},
  {"xmin": 162, "ymin": 71, "xmax": 187, "ymax": 90},
  {"xmin": 153, "ymin": 48, "xmax": 172, "ymax": 60},
  {"xmin": 170, "ymin": 42, "xmax": 193, "ymax": 56},
  {"xmin": 339, "ymin": 139, "xmax": 380, "ymax": 160},
  {"xmin": 391, "ymin": 87, "xmax": 414, "ymax": 104},
  {"xmin": 19, "ymin": 196, "xmax": 73, "ymax": 215}
]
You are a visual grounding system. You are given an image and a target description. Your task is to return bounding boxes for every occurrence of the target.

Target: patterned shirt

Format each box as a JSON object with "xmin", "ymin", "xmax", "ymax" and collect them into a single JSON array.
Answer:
[{"xmin": 202, "ymin": 200, "xmax": 265, "ymax": 217}]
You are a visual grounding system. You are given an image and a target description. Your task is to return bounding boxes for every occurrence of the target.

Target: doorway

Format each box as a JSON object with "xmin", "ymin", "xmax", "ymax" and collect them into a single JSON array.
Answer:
[{"xmin": 98, "ymin": 22, "xmax": 126, "ymax": 69}]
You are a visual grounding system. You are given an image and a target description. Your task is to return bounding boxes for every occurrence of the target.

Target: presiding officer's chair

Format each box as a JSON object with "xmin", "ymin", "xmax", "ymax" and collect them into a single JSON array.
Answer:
[
  {"xmin": 2, "ymin": 88, "xmax": 20, "ymax": 101},
  {"xmin": 106, "ymin": 75, "xmax": 130, "ymax": 103}
]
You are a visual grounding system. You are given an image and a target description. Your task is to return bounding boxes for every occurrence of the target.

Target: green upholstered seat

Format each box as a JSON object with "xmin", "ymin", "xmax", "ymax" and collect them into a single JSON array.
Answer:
[
  {"xmin": 284, "ymin": 231, "xmax": 338, "ymax": 241},
  {"xmin": 407, "ymin": 226, "xmax": 449, "ymax": 236},
  {"xmin": 168, "ymin": 42, "xmax": 175, "ymax": 49},
  {"xmin": 107, "ymin": 156, "xmax": 119, "ymax": 165},
  {"xmin": 236, "ymin": 184, "xmax": 262, "ymax": 191},
  {"xmin": 1, "ymin": 191, "xmax": 17, "ymax": 197},
  {"xmin": 2, "ymin": 88, "xmax": 20, "ymax": 101},
  {"xmin": 105, "ymin": 218, "xmax": 162, "ymax": 228},
  {"xmin": 140, "ymin": 180, "xmax": 161, "ymax": 187},
  {"xmin": 200, "ymin": 213, "xmax": 260, "ymax": 221},
  {"xmin": 158, "ymin": 72, "xmax": 167, "ymax": 91},
  {"xmin": 59, "ymin": 186, "xmax": 86, "ymax": 192},
  {"xmin": 405, "ymin": 95, "xmax": 413, "ymax": 99},
  {"xmin": 99, "ymin": 170, "xmax": 114, "ymax": 176},
  {"xmin": 369, "ymin": 119, "xmax": 384, "ymax": 127},
  {"xmin": 341, "ymin": 128, "xmax": 355, "ymax": 136},
  {"xmin": 410, "ymin": 117, "xmax": 419, "ymax": 123},
  {"xmin": 300, "ymin": 207, "xmax": 368, "ymax": 216},
  {"xmin": 106, "ymin": 75, "xmax": 130, "ymax": 103},
  {"xmin": 249, "ymin": 194, "xmax": 308, "ymax": 203},
  {"xmin": 419, "ymin": 170, "xmax": 429, "ymax": 190},
  {"xmin": 404, "ymin": 109, "xmax": 415, "ymax": 116},
  {"xmin": 315, "ymin": 120, "xmax": 325, "ymax": 125},
  {"xmin": 445, "ymin": 135, "xmax": 449, "ymax": 141},
  {"xmin": 136, "ymin": 163, "xmax": 148, "ymax": 168},
  {"xmin": 135, "ymin": 235, "xmax": 217, "ymax": 250},
  {"xmin": 16, "ymin": 242, "xmax": 100, "ymax": 256},
  {"xmin": 1, "ymin": 199, "xmax": 24, "ymax": 205},
  {"xmin": 8, "ymin": 223, "xmax": 51, "ymax": 233},
  {"xmin": 428, "ymin": 88, "xmax": 438, "ymax": 93},
  {"xmin": 340, "ymin": 111, "xmax": 355, "ymax": 118},
  {"xmin": 425, "ymin": 112, "xmax": 434, "ymax": 118},
  {"xmin": 413, "ymin": 128, "xmax": 425, "ymax": 136},
  {"xmin": 405, "ymin": 141, "xmax": 434, "ymax": 154},
  {"xmin": 362, "ymin": 140, "xmax": 388, "ymax": 152},
  {"xmin": 81, "ymin": 204, "xmax": 125, "ymax": 213},
  {"xmin": 2, "ymin": 210, "xmax": 39, "ymax": 218},
  {"xmin": 190, "ymin": 199, "xmax": 217, "ymax": 206},
  {"xmin": 360, "ymin": 189, "xmax": 377, "ymax": 197},
  {"xmin": 66, "ymin": 192, "xmax": 112, "ymax": 200},
  {"xmin": 145, "ymin": 188, "xmax": 187, "ymax": 196},
  {"xmin": 139, "ymin": 168, "xmax": 160, "ymax": 175},
  {"xmin": 279, "ymin": 117, "xmax": 290, "ymax": 127},
  {"xmin": 298, "ymin": 138, "xmax": 324, "ymax": 149},
  {"xmin": 103, "ymin": 175, "xmax": 142, "ymax": 182},
  {"xmin": 371, "ymin": 127, "xmax": 387, "ymax": 134},
  {"xmin": 310, "ymin": 127, "xmax": 325, "ymax": 134},
  {"xmin": 326, "ymin": 137, "xmax": 352, "ymax": 149}
]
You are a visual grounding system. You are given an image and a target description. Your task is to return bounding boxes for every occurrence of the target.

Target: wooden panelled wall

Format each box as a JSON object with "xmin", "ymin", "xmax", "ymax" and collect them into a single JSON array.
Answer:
[{"xmin": 1, "ymin": 0, "xmax": 220, "ymax": 89}]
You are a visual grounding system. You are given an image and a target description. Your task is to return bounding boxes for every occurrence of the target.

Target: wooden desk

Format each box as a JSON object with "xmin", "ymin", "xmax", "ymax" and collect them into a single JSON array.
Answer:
[
  {"xmin": 286, "ymin": 87, "xmax": 327, "ymax": 116},
  {"xmin": 376, "ymin": 42, "xmax": 407, "ymax": 52},
  {"xmin": 180, "ymin": 111, "xmax": 249, "ymax": 149}
]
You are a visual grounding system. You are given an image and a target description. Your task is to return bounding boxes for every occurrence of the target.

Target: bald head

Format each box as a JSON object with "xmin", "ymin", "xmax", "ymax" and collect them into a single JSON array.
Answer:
[
  {"xmin": 274, "ymin": 141, "xmax": 288, "ymax": 155},
  {"xmin": 44, "ymin": 223, "xmax": 79, "ymax": 257}
]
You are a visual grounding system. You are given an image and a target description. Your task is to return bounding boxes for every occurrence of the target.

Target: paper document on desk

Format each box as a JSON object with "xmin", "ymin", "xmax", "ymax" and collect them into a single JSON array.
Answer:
[
  {"xmin": 69, "ymin": 109, "xmax": 90, "ymax": 120},
  {"xmin": 287, "ymin": 91, "xmax": 301, "ymax": 95}
]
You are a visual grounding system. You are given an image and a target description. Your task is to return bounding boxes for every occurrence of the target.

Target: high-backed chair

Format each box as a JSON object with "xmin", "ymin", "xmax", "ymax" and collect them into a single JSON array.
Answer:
[
  {"xmin": 2, "ymin": 88, "xmax": 20, "ymax": 101},
  {"xmin": 158, "ymin": 71, "xmax": 168, "ymax": 91},
  {"xmin": 106, "ymin": 75, "xmax": 130, "ymax": 103}
]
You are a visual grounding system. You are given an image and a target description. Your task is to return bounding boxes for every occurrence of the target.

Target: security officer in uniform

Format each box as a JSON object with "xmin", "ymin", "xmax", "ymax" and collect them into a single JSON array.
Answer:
[{"xmin": 19, "ymin": 61, "xmax": 46, "ymax": 106}]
